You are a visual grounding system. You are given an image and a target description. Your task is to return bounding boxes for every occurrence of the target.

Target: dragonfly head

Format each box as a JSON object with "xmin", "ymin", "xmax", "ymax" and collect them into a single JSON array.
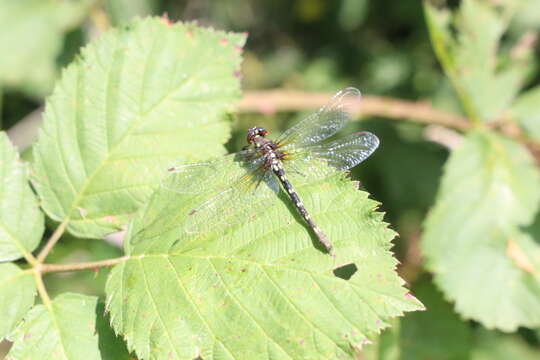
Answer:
[{"xmin": 246, "ymin": 127, "xmax": 268, "ymax": 144}]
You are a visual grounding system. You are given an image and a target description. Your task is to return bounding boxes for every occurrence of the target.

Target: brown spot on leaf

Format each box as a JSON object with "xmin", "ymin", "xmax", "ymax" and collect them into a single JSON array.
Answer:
[{"xmin": 507, "ymin": 238, "xmax": 535, "ymax": 274}]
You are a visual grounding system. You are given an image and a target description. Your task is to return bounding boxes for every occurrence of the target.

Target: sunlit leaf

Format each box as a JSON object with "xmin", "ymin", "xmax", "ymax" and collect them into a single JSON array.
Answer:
[
  {"xmin": 0, "ymin": 0, "xmax": 92, "ymax": 97},
  {"xmin": 106, "ymin": 163, "xmax": 423, "ymax": 359},
  {"xmin": 32, "ymin": 18, "xmax": 246, "ymax": 239},
  {"xmin": 424, "ymin": 0, "xmax": 533, "ymax": 123},
  {"xmin": 0, "ymin": 263, "xmax": 36, "ymax": 340},
  {"xmin": 510, "ymin": 85, "xmax": 540, "ymax": 141},
  {"xmin": 7, "ymin": 293, "xmax": 128, "ymax": 360},
  {"xmin": 0, "ymin": 132, "xmax": 44, "ymax": 261},
  {"xmin": 422, "ymin": 130, "xmax": 540, "ymax": 331}
]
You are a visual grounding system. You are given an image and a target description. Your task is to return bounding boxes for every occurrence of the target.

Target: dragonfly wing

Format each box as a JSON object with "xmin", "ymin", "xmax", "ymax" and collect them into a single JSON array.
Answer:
[
  {"xmin": 277, "ymin": 87, "xmax": 361, "ymax": 149},
  {"xmin": 132, "ymin": 150, "xmax": 265, "ymax": 243},
  {"xmin": 282, "ymin": 132, "xmax": 379, "ymax": 182},
  {"xmin": 307, "ymin": 131, "xmax": 380, "ymax": 171},
  {"xmin": 184, "ymin": 167, "xmax": 279, "ymax": 234},
  {"xmin": 163, "ymin": 149, "xmax": 259, "ymax": 195}
]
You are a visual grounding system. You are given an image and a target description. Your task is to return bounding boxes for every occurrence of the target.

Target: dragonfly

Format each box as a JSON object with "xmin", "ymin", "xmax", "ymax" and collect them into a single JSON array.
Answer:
[{"xmin": 162, "ymin": 87, "xmax": 379, "ymax": 254}]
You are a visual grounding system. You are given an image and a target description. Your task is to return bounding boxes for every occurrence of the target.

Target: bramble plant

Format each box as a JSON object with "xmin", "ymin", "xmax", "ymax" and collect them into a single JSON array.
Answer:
[{"xmin": 1, "ymin": 0, "xmax": 540, "ymax": 359}]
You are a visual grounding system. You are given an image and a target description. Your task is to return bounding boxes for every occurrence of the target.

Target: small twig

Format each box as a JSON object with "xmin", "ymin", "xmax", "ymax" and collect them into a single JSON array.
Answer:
[
  {"xmin": 37, "ymin": 217, "xmax": 69, "ymax": 263},
  {"xmin": 238, "ymin": 90, "xmax": 472, "ymax": 131},
  {"xmin": 41, "ymin": 256, "xmax": 129, "ymax": 274},
  {"xmin": 33, "ymin": 266, "xmax": 52, "ymax": 309}
]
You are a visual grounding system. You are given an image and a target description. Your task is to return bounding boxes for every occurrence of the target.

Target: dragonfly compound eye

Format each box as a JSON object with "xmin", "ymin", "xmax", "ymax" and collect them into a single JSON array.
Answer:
[{"xmin": 246, "ymin": 127, "xmax": 268, "ymax": 143}]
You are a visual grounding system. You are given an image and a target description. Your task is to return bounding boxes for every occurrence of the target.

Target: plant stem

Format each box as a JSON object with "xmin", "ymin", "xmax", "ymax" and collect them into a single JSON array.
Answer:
[
  {"xmin": 238, "ymin": 90, "xmax": 472, "ymax": 131},
  {"xmin": 37, "ymin": 218, "xmax": 69, "ymax": 263},
  {"xmin": 33, "ymin": 267, "xmax": 52, "ymax": 309},
  {"xmin": 41, "ymin": 256, "xmax": 129, "ymax": 274}
]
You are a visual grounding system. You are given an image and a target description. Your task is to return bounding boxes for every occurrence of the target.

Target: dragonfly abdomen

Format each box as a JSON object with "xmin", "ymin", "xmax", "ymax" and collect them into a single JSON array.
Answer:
[{"xmin": 271, "ymin": 160, "xmax": 333, "ymax": 252}]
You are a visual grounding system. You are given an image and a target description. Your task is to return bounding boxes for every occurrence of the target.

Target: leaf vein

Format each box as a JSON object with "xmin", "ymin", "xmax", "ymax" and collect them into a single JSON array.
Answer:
[{"xmin": 206, "ymin": 258, "xmax": 294, "ymax": 360}]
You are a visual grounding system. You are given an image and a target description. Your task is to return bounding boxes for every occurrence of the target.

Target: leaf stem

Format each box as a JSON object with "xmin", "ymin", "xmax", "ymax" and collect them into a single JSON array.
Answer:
[
  {"xmin": 37, "ymin": 218, "xmax": 69, "ymax": 263},
  {"xmin": 33, "ymin": 266, "xmax": 52, "ymax": 309},
  {"xmin": 41, "ymin": 256, "xmax": 128, "ymax": 274}
]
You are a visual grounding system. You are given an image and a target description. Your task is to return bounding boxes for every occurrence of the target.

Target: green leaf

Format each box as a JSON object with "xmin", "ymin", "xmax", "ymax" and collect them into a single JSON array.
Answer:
[
  {"xmin": 106, "ymin": 168, "xmax": 423, "ymax": 359},
  {"xmin": 471, "ymin": 329, "xmax": 540, "ymax": 360},
  {"xmin": 510, "ymin": 85, "xmax": 540, "ymax": 141},
  {"xmin": 357, "ymin": 277, "xmax": 475, "ymax": 360},
  {"xmin": 7, "ymin": 293, "xmax": 128, "ymax": 360},
  {"xmin": 0, "ymin": 0, "xmax": 92, "ymax": 97},
  {"xmin": 422, "ymin": 130, "xmax": 540, "ymax": 331},
  {"xmin": 353, "ymin": 320, "xmax": 400, "ymax": 360},
  {"xmin": 32, "ymin": 18, "xmax": 246, "ymax": 239},
  {"xmin": 399, "ymin": 278, "xmax": 473, "ymax": 360},
  {"xmin": 0, "ymin": 132, "xmax": 44, "ymax": 261},
  {"xmin": 0, "ymin": 263, "xmax": 36, "ymax": 340},
  {"xmin": 424, "ymin": 0, "xmax": 532, "ymax": 123}
]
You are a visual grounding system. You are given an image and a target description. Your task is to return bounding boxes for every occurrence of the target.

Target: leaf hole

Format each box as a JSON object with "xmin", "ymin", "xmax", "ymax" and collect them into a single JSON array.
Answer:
[{"xmin": 333, "ymin": 263, "xmax": 357, "ymax": 280}]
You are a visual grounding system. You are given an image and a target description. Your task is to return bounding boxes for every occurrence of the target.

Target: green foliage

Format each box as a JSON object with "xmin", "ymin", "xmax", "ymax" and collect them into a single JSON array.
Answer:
[
  {"xmin": 106, "ymin": 169, "xmax": 423, "ymax": 359},
  {"xmin": 399, "ymin": 279, "xmax": 473, "ymax": 360},
  {"xmin": 422, "ymin": 130, "xmax": 540, "ymax": 331},
  {"xmin": 0, "ymin": 263, "xmax": 36, "ymax": 339},
  {"xmin": 31, "ymin": 17, "xmax": 245, "ymax": 239},
  {"xmin": 471, "ymin": 329, "xmax": 540, "ymax": 360},
  {"xmin": 0, "ymin": 0, "xmax": 92, "ymax": 97},
  {"xmin": 510, "ymin": 85, "xmax": 540, "ymax": 141},
  {"xmin": 424, "ymin": 0, "xmax": 534, "ymax": 123},
  {"xmin": 0, "ymin": 132, "xmax": 43, "ymax": 261},
  {"xmin": 2, "ymin": 0, "xmax": 540, "ymax": 358},
  {"xmin": 7, "ymin": 293, "xmax": 128, "ymax": 359},
  {"xmin": 104, "ymin": 0, "xmax": 159, "ymax": 25}
]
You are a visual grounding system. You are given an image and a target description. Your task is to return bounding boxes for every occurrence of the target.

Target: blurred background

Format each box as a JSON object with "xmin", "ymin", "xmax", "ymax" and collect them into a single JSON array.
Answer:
[{"xmin": 2, "ymin": 0, "xmax": 540, "ymax": 358}]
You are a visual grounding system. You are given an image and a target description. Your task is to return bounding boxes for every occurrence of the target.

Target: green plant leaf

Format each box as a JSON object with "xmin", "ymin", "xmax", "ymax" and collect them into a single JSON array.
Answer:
[
  {"xmin": 422, "ymin": 130, "xmax": 540, "ymax": 331},
  {"xmin": 32, "ymin": 18, "xmax": 246, "ymax": 239},
  {"xmin": 399, "ymin": 278, "xmax": 473, "ymax": 360},
  {"xmin": 7, "ymin": 293, "xmax": 128, "ymax": 360},
  {"xmin": 106, "ymin": 166, "xmax": 423, "ymax": 359},
  {"xmin": 357, "ymin": 277, "xmax": 475, "ymax": 360},
  {"xmin": 353, "ymin": 319, "xmax": 400, "ymax": 360},
  {"xmin": 424, "ymin": 0, "xmax": 533, "ymax": 123},
  {"xmin": 510, "ymin": 85, "xmax": 540, "ymax": 141},
  {"xmin": 471, "ymin": 329, "xmax": 540, "ymax": 360},
  {"xmin": 0, "ymin": 132, "xmax": 44, "ymax": 261},
  {"xmin": 0, "ymin": 263, "xmax": 36, "ymax": 339},
  {"xmin": 0, "ymin": 0, "xmax": 92, "ymax": 97}
]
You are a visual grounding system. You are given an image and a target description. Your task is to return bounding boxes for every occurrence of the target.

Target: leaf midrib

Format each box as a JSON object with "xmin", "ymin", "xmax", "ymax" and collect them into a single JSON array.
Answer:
[
  {"xmin": 127, "ymin": 252, "xmax": 410, "ymax": 306},
  {"xmin": 61, "ymin": 49, "xmax": 194, "ymax": 224}
]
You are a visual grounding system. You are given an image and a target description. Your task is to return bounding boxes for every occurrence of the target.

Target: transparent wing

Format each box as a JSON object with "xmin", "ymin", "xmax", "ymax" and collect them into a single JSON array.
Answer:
[
  {"xmin": 277, "ymin": 87, "xmax": 361, "ymax": 150},
  {"xmin": 163, "ymin": 149, "xmax": 260, "ymax": 195},
  {"xmin": 306, "ymin": 131, "xmax": 379, "ymax": 171},
  {"xmin": 182, "ymin": 169, "xmax": 280, "ymax": 235},
  {"xmin": 281, "ymin": 132, "xmax": 379, "ymax": 182}
]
